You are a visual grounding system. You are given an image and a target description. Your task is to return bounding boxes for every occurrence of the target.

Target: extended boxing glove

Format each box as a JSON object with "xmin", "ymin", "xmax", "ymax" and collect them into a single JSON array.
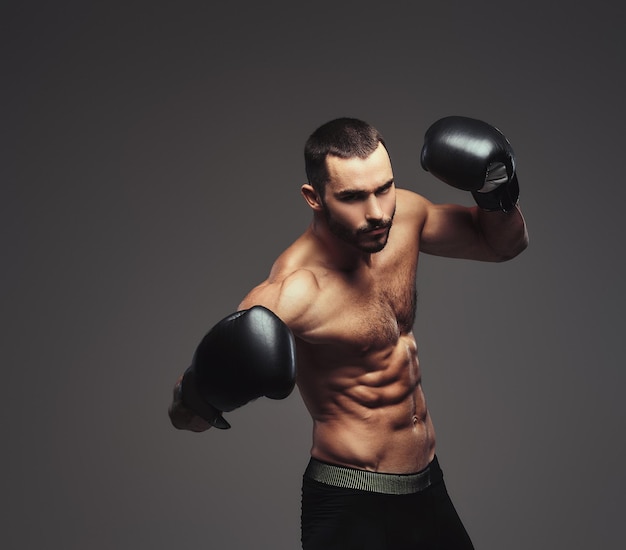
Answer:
[
  {"xmin": 420, "ymin": 116, "xmax": 520, "ymax": 212},
  {"xmin": 179, "ymin": 306, "xmax": 297, "ymax": 429}
]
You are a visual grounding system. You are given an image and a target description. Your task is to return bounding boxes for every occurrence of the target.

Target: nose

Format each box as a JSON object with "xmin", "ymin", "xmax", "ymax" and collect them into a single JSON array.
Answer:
[{"xmin": 364, "ymin": 196, "xmax": 384, "ymax": 222}]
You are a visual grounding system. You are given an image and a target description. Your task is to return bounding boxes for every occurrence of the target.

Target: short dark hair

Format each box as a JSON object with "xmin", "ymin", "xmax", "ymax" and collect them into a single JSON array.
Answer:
[{"xmin": 304, "ymin": 118, "xmax": 387, "ymax": 196}]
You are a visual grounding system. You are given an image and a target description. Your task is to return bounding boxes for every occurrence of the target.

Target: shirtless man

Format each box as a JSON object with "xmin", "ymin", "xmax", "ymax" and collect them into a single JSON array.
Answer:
[{"xmin": 169, "ymin": 116, "xmax": 529, "ymax": 549}]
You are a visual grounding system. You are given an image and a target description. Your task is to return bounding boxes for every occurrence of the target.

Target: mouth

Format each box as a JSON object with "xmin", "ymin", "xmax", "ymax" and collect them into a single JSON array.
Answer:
[
  {"xmin": 365, "ymin": 227, "xmax": 388, "ymax": 236},
  {"xmin": 362, "ymin": 223, "xmax": 391, "ymax": 235}
]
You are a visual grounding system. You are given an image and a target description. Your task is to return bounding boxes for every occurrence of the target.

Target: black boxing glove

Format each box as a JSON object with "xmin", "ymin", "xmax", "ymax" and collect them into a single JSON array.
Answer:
[
  {"xmin": 179, "ymin": 306, "xmax": 297, "ymax": 429},
  {"xmin": 420, "ymin": 116, "xmax": 520, "ymax": 212}
]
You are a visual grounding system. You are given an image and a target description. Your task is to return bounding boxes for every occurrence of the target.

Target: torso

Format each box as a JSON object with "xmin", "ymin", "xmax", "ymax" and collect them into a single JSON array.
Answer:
[{"xmin": 242, "ymin": 189, "xmax": 436, "ymax": 474}]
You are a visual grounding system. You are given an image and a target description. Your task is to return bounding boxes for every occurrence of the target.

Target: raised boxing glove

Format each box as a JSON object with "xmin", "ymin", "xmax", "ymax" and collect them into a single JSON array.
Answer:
[
  {"xmin": 179, "ymin": 306, "xmax": 297, "ymax": 429},
  {"xmin": 420, "ymin": 115, "xmax": 520, "ymax": 212}
]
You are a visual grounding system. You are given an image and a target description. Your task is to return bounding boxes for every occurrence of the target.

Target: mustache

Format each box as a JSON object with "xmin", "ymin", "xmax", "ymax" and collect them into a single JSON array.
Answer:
[{"xmin": 357, "ymin": 218, "xmax": 393, "ymax": 234}]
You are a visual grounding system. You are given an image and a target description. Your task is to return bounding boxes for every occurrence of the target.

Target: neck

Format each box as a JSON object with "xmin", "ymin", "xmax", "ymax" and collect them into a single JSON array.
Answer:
[{"xmin": 309, "ymin": 216, "xmax": 375, "ymax": 271}]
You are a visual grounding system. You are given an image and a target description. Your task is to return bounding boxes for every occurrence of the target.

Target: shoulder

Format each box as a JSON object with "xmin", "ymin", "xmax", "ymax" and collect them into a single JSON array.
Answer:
[
  {"xmin": 238, "ymin": 267, "xmax": 322, "ymax": 338},
  {"xmin": 393, "ymin": 187, "xmax": 433, "ymax": 231},
  {"xmin": 396, "ymin": 187, "xmax": 431, "ymax": 213}
]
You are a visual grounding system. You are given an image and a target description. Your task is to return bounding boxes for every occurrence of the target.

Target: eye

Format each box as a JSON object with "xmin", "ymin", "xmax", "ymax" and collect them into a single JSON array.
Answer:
[
  {"xmin": 339, "ymin": 193, "xmax": 362, "ymax": 203},
  {"xmin": 376, "ymin": 182, "xmax": 393, "ymax": 195}
]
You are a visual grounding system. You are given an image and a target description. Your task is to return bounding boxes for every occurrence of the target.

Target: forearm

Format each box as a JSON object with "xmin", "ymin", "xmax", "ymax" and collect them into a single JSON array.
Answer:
[
  {"xmin": 168, "ymin": 376, "xmax": 213, "ymax": 432},
  {"xmin": 476, "ymin": 204, "xmax": 529, "ymax": 261}
]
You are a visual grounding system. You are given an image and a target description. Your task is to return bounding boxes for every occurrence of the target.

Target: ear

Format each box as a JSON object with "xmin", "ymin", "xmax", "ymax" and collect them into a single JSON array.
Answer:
[{"xmin": 301, "ymin": 183, "xmax": 324, "ymax": 212}]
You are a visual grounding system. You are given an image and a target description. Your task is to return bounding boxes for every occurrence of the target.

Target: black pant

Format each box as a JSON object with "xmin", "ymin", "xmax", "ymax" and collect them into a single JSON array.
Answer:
[{"xmin": 300, "ymin": 457, "xmax": 474, "ymax": 550}]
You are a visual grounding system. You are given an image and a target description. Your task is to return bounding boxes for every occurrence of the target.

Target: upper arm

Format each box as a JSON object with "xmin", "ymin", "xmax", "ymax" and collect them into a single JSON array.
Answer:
[
  {"xmin": 238, "ymin": 269, "xmax": 321, "ymax": 338},
  {"xmin": 418, "ymin": 195, "xmax": 528, "ymax": 262},
  {"xmin": 397, "ymin": 190, "xmax": 484, "ymax": 260},
  {"xmin": 419, "ymin": 200, "xmax": 491, "ymax": 260}
]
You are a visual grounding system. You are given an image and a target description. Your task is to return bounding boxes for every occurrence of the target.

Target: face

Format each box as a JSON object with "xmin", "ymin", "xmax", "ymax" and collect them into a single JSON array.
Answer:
[{"xmin": 320, "ymin": 142, "xmax": 396, "ymax": 253}]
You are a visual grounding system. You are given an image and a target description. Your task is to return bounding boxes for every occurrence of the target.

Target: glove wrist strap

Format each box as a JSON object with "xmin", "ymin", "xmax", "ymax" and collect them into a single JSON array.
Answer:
[{"xmin": 472, "ymin": 174, "xmax": 520, "ymax": 212}]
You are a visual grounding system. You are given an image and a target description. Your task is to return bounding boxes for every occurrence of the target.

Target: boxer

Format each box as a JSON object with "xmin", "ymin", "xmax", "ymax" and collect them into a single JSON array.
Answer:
[{"xmin": 169, "ymin": 116, "xmax": 528, "ymax": 549}]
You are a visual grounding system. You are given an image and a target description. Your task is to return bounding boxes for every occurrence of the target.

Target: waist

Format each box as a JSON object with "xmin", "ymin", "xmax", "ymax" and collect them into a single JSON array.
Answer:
[
  {"xmin": 304, "ymin": 455, "xmax": 443, "ymax": 495},
  {"xmin": 310, "ymin": 412, "xmax": 436, "ymax": 474}
]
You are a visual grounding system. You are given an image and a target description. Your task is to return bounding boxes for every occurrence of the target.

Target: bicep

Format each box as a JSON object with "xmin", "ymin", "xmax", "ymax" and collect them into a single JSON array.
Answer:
[
  {"xmin": 238, "ymin": 270, "xmax": 321, "ymax": 337},
  {"xmin": 420, "ymin": 202, "xmax": 496, "ymax": 261}
]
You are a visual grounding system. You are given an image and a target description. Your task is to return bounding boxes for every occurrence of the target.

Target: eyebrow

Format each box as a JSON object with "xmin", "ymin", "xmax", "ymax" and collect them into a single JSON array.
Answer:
[{"xmin": 335, "ymin": 179, "xmax": 394, "ymax": 199}]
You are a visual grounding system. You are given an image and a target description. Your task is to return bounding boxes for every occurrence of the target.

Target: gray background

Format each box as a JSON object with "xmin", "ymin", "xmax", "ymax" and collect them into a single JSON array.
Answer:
[{"xmin": 3, "ymin": 1, "xmax": 624, "ymax": 549}]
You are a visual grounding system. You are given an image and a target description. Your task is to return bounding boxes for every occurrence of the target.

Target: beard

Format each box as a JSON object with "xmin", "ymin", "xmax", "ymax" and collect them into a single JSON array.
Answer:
[{"xmin": 323, "ymin": 204, "xmax": 395, "ymax": 253}]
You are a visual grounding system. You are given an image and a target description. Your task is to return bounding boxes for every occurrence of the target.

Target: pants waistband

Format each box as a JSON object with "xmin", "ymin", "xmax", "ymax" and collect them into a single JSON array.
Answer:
[{"xmin": 304, "ymin": 455, "xmax": 442, "ymax": 495}]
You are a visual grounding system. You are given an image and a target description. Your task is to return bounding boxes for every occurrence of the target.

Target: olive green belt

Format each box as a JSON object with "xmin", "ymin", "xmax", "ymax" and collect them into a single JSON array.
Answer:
[{"xmin": 304, "ymin": 455, "xmax": 442, "ymax": 495}]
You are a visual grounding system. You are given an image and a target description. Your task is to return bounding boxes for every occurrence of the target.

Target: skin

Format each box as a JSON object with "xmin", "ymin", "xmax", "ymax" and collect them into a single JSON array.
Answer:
[{"xmin": 169, "ymin": 141, "xmax": 529, "ymax": 474}]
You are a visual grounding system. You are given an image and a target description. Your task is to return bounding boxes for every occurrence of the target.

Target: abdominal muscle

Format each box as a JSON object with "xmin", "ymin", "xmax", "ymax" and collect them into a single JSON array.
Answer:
[{"xmin": 298, "ymin": 332, "xmax": 437, "ymax": 474}]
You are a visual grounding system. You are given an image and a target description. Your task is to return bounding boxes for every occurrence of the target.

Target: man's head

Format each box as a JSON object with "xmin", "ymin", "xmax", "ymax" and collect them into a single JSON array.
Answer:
[
  {"xmin": 304, "ymin": 117, "xmax": 388, "ymax": 198},
  {"xmin": 302, "ymin": 118, "xmax": 396, "ymax": 254}
]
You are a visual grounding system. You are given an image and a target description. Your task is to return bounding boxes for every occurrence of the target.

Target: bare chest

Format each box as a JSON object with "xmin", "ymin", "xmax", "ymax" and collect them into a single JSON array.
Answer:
[{"xmin": 313, "ymin": 259, "xmax": 418, "ymax": 352}]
